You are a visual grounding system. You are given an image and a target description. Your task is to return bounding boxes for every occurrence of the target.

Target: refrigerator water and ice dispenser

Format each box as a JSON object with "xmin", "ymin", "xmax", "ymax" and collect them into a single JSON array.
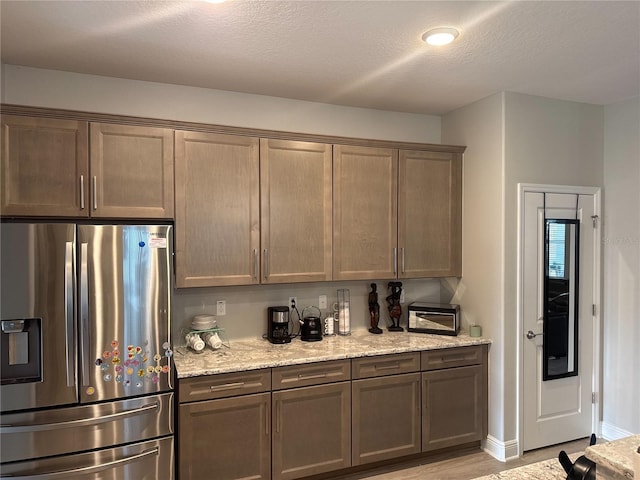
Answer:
[{"xmin": 0, "ymin": 318, "xmax": 42, "ymax": 384}]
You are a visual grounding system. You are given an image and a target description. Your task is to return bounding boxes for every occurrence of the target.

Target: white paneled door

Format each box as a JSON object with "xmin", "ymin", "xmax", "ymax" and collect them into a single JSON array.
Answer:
[{"xmin": 520, "ymin": 186, "xmax": 599, "ymax": 451}]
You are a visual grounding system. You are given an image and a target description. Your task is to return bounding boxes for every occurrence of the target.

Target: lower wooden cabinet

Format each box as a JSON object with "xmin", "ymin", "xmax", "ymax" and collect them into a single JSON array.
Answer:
[
  {"xmin": 420, "ymin": 345, "xmax": 488, "ymax": 452},
  {"xmin": 352, "ymin": 372, "xmax": 421, "ymax": 465},
  {"xmin": 177, "ymin": 346, "xmax": 488, "ymax": 479},
  {"xmin": 179, "ymin": 392, "xmax": 271, "ymax": 480},
  {"xmin": 272, "ymin": 382, "xmax": 351, "ymax": 480}
]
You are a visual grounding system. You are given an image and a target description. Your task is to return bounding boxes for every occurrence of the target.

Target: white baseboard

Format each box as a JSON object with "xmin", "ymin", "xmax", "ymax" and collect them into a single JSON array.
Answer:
[
  {"xmin": 600, "ymin": 422, "xmax": 635, "ymax": 441},
  {"xmin": 483, "ymin": 435, "xmax": 520, "ymax": 462}
]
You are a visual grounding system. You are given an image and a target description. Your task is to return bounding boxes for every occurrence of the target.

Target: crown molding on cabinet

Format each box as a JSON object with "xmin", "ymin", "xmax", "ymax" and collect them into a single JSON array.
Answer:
[{"xmin": 0, "ymin": 103, "xmax": 466, "ymax": 154}]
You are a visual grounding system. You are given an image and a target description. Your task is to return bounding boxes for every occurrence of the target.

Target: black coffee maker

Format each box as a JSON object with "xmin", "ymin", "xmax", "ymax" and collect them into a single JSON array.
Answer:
[{"xmin": 267, "ymin": 306, "xmax": 291, "ymax": 344}]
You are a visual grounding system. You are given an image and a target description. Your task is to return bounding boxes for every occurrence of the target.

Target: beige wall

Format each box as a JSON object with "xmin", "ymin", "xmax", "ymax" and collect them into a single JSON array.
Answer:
[
  {"xmin": 503, "ymin": 92, "xmax": 605, "ymax": 445},
  {"xmin": 602, "ymin": 96, "xmax": 640, "ymax": 436},
  {"xmin": 1, "ymin": 64, "xmax": 441, "ymax": 143},
  {"xmin": 443, "ymin": 92, "xmax": 607, "ymax": 458},
  {"xmin": 442, "ymin": 93, "xmax": 506, "ymax": 445}
]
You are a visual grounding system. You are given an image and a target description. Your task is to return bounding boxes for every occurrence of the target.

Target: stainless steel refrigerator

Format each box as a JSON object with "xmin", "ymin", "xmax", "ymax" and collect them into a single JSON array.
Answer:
[{"xmin": 0, "ymin": 223, "xmax": 174, "ymax": 479}]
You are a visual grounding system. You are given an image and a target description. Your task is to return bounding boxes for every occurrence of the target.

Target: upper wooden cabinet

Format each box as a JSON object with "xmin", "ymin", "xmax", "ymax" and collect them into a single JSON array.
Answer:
[
  {"xmin": 1, "ymin": 115, "xmax": 173, "ymax": 219},
  {"xmin": 398, "ymin": 149, "xmax": 462, "ymax": 277},
  {"xmin": 260, "ymin": 139, "xmax": 332, "ymax": 284},
  {"xmin": 1, "ymin": 115, "xmax": 88, "ymax": 217},
  {"xmin": 90, "ymin": 123, "xmax": 174, "ymax": 219},
  {"xmin": 333, "ymin": 145, "xmax": 398, "ymax": 281},
  {"xmin": 174, "ymin": 131, "xmax": 260, "ymax": 288}
]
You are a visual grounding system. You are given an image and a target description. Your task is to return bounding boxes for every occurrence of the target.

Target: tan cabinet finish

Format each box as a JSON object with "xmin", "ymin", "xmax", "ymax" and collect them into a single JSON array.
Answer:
[
  {"xmin": 179, "ymin": 392, "xmax": 271, "ymax": 480},
  {"xmin": 421, "ymin": 345, "xmax": 488, "ymax": 452},
  {"xmin": 260, "ymin": 139, "xmax": 332, "ymax": 283},
  {"xmin": 272, "ymin": 382, "xmax": 351, "ymax": 480},
  {"xmin": 1, "ymin": 116, "xmax": 173, "ymax": 219},
  {"xmin": 89, "ymin": 123, "xmax": 174, "ymax": 219},
  {"xmin": 272, "ymin": 360, "xmax": 350, "ymax": 390},
  {"xmin": 1, "ymin": 115, "xmax": 88, "ymax": 217},
  {"xmin": 174, "ymin": 131, "xmax": 260, "ymax": 287},
  {"xmin": 351, "ymin": 352, "xmax": 420, "ymax": 380},
  {"xmin": 398, "ymin": 150, "xmax": 462, "ymax": 277},
  {"xmin": 352, "ymin": 372, "xmax": 421, "ymax": 465},
  {"xmin": 179, "ymin": 369, "xmax": 271, "ymax": 403},
  {"xmin": 333, "ymin": 145, "xmax": 398, "ymax": 280}
]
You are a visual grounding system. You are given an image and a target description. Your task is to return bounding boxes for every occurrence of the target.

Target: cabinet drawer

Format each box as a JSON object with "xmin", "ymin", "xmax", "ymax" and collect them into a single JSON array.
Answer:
[
  {"xmin": 352, "ymin": 352, "xmax": 420, "ymax": 380},
  {"xmin": 179, "ymin": 369, "xmax": 271, "ymax": 403},
  {"xmin": 272, "ymin": 360, "xmax": 350, "ymax": 390},
  {"xmin": 421, "ymin": 345, "xmax": 484, "ymax": 371}
]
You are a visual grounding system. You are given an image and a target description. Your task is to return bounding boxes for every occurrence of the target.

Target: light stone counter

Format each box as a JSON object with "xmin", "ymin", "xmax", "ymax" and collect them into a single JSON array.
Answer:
[
  {"xmin": 472, "ymin": 453, "xmax": 580, "ymax": 480},
  {"xmin": 173, "ymin": 329, "xmax": 491, "ymax": 378},
  {"xmin": 585, "ymin": 434, "xmax": 639, "ymax": 479}
]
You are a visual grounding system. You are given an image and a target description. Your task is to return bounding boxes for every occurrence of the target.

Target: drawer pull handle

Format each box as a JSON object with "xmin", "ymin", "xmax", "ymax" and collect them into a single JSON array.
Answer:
[
  {"xmin": 441, "ymin": 355, "xmax": 467, "ymax": 362},
  {"xmin": 374, "ymin": 364, "xmax": 401, "ymax": 371},
  {"xmin": 297, "ymin": 373, "xmax": 327, "ymax": 380},
  {"xmin": 209, "ymin": 382, "xmax": 245, "ymax": 392}
]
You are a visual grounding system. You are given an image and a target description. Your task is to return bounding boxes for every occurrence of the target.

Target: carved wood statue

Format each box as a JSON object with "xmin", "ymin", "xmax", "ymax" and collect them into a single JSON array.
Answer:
[{"xmin": 386, "ymin": 282, "xmax": 404, "ymax": 332}]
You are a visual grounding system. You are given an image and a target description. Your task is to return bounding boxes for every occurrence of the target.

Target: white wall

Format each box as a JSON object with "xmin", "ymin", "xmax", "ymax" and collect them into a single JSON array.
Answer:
[
  {"xmin": 601, "ymin": 96, "xmax": 640, "ymax": 437},
  {"xmin": 1, "ymin": 64, "xmax": 446, "ymax": 342},
  {"xmin": 503, "ymin": 92, "xmax": 604, "ymax": 447},
  {"xmin": 442, "ymin": 92, "xmax": 507, "ymax": 452},
  {"xmin": 1, "ymin": 64, "xmax": 441, "ymax": 144},
  {"xmin": 443, "ymin": 92, "xmax": 606, "ymax": 460}
]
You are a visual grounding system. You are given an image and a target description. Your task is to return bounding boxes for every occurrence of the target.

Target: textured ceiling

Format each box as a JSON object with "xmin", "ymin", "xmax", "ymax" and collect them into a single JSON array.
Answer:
[{"xmin": 1, "ymin": 0, "xmax": 639, "ymax": 115}]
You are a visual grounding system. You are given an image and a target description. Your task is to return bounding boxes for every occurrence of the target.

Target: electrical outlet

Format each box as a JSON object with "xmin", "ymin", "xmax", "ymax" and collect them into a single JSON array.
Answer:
[
  {"xmin": 319, "ymin": 294, "xmax": 328, "ymax": 310},
  {"xmin": 216, "ymin": 300, "xmax": 226, "ymax": 316},
  {"xmin": 289, "ymin": 297, "xmax": 297, "ymax": 310}
]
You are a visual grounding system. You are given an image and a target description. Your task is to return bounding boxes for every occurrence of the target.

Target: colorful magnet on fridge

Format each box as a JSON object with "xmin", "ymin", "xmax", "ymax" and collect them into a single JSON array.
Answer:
[
  {"xmin": 95, "ymin": 358, "xmax": 103, "ymax": 366},
  {"xmin": 162, "ymin": 365, "xmax": 170, "ymax": 374},
  {"xmin": 103, "ymin": 351, "xmax": 111, "ymax": 358},
  {"xmin": 86, "ymin": 387, "xmax": 95, "ymax": 395},
  {"xmin": 111, "ymin": 340, "xmax": 119, "ymax": 348},
  {"xmin": 103, "ymin": 374, "xmax": 112, "ymax": 382},
  {"xmin": 153, "ymin": 353, "xmax": 161, "ymax": 362}
]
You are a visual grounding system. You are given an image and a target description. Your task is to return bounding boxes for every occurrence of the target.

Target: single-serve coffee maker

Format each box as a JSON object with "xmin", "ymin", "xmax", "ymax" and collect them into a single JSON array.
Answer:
[{"xmin": 267, "ymin": 306, "xmax": 291, "ymax": 344}]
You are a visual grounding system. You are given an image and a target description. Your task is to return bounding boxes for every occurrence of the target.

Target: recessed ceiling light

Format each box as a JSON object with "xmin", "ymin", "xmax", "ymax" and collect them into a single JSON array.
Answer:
[{"xmin": 421, "ymin": 27, "xmax": 460, "ymax": 46}]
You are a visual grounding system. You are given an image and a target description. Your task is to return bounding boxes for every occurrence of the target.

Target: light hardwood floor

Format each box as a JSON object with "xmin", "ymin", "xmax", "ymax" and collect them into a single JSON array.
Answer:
[{"xmin": 332, "ymin": 438, "xmax": 589, "ymax": 480}]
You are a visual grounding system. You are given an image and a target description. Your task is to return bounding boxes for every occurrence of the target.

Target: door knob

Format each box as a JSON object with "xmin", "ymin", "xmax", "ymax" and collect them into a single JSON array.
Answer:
[{"xmin": 526, "ymin": 330, "xmax": 542, "ymax": 340}]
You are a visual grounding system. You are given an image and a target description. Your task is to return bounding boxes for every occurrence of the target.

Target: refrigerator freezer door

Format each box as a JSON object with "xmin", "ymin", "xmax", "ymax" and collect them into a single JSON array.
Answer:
[
  {"xmin": 0, "ymin": 223, "xmax": 78, "ymax": 413},
  {"xmin": 78, "ymin": 225, "xmax": 172, "ymax": 403},
  {"xmin": 0, "ymin": 392, "xmax": 173, "ymax": 463},
  {"xmin": 0, "ymin": 435, "xmax": 174, "ymax": 479}
]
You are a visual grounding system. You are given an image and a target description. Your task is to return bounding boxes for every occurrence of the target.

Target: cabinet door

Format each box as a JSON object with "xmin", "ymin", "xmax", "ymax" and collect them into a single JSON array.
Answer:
[
  {"xmin": 1, "ymin": 115, "xmax": 88, "ymax": 217},
  {"xmin": 398, "ymin": 150, "xmax": 462, "ymax": 277},
  {"xmin": 90, "ymin": 123, "xmax": 174, "ymax": 218},
  {"xmin": 179, "ymin": 392, "xmax": 270, "ymax": 480},
  {"xmin": 421, "ymin": 365, "xmax": 483, "ymax": 451},
  {"xmin": 272, "ymin": 382, "xmax": 351, "ymax": 480},
  {"xmin": 174, "ymin": 131, "xmax": 259, "ymax": 287},
  {"xmin": 352, "ymin": 373, "xmax": 421, "ymax": 465},
  {"xmin": 260, "ymin": 139, "xmax": 332, "ymax": 283},
  {"xmin": 333, "ymin": 145, "xmax": 398, "ymax": 280}
]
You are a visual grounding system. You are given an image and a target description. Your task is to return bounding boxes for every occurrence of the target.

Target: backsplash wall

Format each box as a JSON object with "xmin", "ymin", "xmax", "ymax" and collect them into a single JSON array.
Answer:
[{"xmin": 172, "ymin": 278, "xmax": 444, "ymax": 344}]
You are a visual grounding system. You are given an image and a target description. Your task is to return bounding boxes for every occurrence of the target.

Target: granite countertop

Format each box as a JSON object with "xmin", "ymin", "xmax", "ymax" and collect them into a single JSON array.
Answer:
[
  {"xmin": 585, "ymin": 434, "xmax": 639, "ymax": 479},
  {"xmin": 472, "ymin": 453, "xmax": 581, "ymax": 480},
  {"xmin": 173, "ymin": 329, "xmax": 491, "ymax": 378}
]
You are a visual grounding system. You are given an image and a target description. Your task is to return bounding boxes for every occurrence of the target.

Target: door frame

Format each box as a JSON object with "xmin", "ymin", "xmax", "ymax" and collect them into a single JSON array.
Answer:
[{"xmin": 516, "ymin": 183, "xmax": 601, "ymax": 456}]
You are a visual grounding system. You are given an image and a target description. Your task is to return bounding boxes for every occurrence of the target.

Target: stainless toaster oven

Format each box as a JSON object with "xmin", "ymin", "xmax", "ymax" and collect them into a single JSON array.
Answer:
[{"xmin": 408, "ymin": 302, "xmax": 460, "ymax": 336}]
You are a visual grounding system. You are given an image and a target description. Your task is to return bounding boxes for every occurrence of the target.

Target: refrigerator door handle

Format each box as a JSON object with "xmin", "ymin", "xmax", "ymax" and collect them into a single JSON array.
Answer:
[
  {"xmin": 0, "ymin": 401, "xmax": 159, "ymax": 434},
  {"xmin": 64, "ymin": 242, "xmax": 75, "ymax": 388},
  {"xmin": 79, "ymin": 242, "xmax": 90, "ymax": 387},
  {"xmin": 0, "ymin": 447, "xmax": 159, "ymax": 479}
]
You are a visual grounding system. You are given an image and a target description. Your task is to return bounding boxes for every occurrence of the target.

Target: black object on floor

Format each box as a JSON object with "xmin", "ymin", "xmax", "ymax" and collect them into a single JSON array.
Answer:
[{"xmin": 558, "ymin": 434, "xmax": 597, "ymax": 480}]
